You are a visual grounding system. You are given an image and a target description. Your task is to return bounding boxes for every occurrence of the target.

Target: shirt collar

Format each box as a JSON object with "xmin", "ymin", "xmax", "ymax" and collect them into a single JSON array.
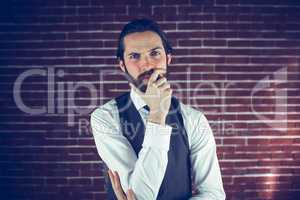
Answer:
[{"xmin": 130, "ymin": 87, "xmax": 147, "ymax": 111}]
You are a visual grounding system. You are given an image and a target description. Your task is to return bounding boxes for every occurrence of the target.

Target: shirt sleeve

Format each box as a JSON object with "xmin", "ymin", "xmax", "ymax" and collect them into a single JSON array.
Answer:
[
  {"xmin": 188, "ymin": 112, "xmax": 226, "ymax": 200},
  {"xmin": 90, "ymin": 107, "xmax": 172, "ymax": 200}
]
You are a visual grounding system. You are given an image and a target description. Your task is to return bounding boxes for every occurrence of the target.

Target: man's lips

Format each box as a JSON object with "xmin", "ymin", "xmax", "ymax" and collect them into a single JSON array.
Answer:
[{"xmin": 138, "ymin": 68, "xmax": 167, "ymax": 82}]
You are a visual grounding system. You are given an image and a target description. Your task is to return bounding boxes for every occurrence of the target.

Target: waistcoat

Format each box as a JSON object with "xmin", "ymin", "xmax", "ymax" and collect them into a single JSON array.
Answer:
[{"xmin": 106, "ymin": 92, "xmax": 192, "ymax": 200}]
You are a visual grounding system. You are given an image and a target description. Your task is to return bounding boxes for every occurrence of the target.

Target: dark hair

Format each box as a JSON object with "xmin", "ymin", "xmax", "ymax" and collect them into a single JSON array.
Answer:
[{"xmin": 116, "ymin": 18, "xmax": 173, "ymax": 61}]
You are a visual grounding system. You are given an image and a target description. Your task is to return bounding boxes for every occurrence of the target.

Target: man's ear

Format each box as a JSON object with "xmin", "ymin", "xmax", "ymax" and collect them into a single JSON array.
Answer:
[
  {"xmin": 167, "ymin": 54, "xmax": 172, "ymax": 65},
  {"xmin": 119, "ymin": 59, "xmax": 126, "ymax": 72}
]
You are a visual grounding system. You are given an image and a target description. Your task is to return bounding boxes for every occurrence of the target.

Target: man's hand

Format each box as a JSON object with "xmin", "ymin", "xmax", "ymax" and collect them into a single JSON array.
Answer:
[
  {"xmin": 108, "ymin": 170, "xmax": 136, "ymax": 200},
  {"xmin": 130, "ymin": 69, "xmax": 172, "ymax": 125}
]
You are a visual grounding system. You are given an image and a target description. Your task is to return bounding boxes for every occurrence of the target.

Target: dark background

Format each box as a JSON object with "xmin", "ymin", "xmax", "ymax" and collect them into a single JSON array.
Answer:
[{"xmin": 0, "ymin": 0, "xmax": 300, "ymax": 199}]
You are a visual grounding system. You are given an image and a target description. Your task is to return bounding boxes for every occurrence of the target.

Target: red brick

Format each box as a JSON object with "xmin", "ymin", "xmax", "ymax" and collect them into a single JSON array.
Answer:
[{"xmin": 0, "ymin": 1, "xmax": 299, "ymax": 199}]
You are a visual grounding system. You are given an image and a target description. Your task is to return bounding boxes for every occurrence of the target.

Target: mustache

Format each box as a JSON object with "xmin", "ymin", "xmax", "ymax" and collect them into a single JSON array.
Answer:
[
  {"xmin": 137, "ymin": 68, "xmax": 167, "ymax": 81},
  {"xmin": 122, "ymin": 66, "xmax": 168, "ymax": 93}
]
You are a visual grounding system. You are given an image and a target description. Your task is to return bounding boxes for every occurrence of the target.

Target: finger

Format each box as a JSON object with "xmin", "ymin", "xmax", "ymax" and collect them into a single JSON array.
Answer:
[
  {"xmin": 114, "ymin": 171, "xmax": 125, "ymax": 193},
  {"xmin": 109, "ymin": 170, "xmax": 126, "ymax": 200},
  {"xmin": 154, "ymin": 68, "xmax": 166, "ymax": 75},
  {"xmin": 108, "ymin": 170, "xmax": 115, "ymax": 186},
  {"xmin": 164, "ymin": 88, "xmax": 173, "ymax": 96},
  {"xmin": 157, "ymin": 82, "xmax": 170, "ymax": 90},
  {"xmin": 148, "ymin": 70, "xmax": 159, "ymax": 85},
  {"xmin": 126, "ymin": 189, "xmax": 136, "ymax": 200},
  {"xmin": 153, "ymin": 77, "xmax": 167, "ymax": 87}
]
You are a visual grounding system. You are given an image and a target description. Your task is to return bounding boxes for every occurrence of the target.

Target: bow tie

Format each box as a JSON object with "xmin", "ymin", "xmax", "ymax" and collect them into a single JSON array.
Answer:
[{"xmin": 142, "ymin": 105, "xmax": 150, "ymax": 112}]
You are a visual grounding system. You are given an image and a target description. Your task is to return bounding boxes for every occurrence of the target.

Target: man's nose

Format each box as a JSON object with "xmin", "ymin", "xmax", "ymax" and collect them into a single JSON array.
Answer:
[{"xmin": 140, "ymin": 56, "xmax": 153, "ymax": 71}]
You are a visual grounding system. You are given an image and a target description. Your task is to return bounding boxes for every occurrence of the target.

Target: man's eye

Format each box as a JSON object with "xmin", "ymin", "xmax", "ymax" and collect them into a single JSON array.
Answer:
[
  {"xmin": 150, "ymin": 51, "xmax": 160, "ymax": 57},
  {"xmin": 129, "ymin": 54, "xmax": 140, "ymax": 59}
]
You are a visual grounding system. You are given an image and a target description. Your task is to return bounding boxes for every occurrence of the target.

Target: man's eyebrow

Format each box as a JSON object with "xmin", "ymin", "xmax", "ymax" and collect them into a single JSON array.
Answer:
[
  {"xmin": 148, "ymin": 47, "xmax": 163, "ymax": 52},
  {"xmin": 127, "ymin": 52, "xmax": 139, "ymax": 56},
  {"xmin": 127, "ymin": 47, "xmax": 163, "ymax": 56}
]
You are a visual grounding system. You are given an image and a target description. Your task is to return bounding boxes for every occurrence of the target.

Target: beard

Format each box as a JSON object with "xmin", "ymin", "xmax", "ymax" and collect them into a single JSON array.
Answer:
[{"xmin": 123, "ymin": 65, "xmax": 168, "ymax": 93}]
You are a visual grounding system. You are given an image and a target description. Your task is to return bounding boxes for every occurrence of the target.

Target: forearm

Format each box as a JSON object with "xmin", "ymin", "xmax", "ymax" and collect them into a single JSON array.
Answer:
[
  {"xmin": 92, "ymin": 113, "xmax": 172, "ymax": 200},
  {"xmin": 128, "ymin": 122, "xmax": 171, "ymax": 199},
  {"xmin": 127, "ymin": 148, "xmax": 168, "ymax": 199}
]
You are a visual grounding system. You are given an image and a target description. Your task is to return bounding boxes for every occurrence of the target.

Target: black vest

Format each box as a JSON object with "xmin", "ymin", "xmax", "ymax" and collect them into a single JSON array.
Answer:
[{"xmin": 106, "ymin": 92, "xmax": 192, "ymax": 200}]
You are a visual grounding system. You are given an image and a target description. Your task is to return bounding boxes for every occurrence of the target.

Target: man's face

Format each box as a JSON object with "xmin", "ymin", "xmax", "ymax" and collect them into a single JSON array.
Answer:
[{"xmin": 119, "ymin": 31, "xmax": 171, "ymax": 86}]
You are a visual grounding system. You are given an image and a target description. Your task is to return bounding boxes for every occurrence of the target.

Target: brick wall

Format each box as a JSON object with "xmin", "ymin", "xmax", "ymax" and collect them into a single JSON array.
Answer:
[{"xmin": 0, "ymin": 0, "xmax": 299, "ymax": 199}]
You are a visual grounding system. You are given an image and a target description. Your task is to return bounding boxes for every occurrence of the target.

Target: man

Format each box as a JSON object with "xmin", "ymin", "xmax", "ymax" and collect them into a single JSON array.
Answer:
[{"xmin": 90, "ymin": 18, "xmax": 226, "ymax": 200}]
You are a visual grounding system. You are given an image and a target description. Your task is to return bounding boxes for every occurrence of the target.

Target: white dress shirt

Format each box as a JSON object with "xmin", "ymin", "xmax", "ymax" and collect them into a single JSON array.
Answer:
[{"xmin": 90, "ymin": 88, "xmax": 226, "ymax": 200}]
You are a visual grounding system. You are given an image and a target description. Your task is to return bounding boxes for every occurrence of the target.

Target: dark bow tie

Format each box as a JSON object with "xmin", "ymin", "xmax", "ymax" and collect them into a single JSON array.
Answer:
[{"xmin": 143, "ymin": 105, "xmax": 150, "ymax": 112}]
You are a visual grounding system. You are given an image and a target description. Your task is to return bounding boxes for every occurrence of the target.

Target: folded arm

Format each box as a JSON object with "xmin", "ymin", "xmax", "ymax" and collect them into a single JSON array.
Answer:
[{"xmin": 91, "ymin": 108, "xmax": 172, "ymax": 200}]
